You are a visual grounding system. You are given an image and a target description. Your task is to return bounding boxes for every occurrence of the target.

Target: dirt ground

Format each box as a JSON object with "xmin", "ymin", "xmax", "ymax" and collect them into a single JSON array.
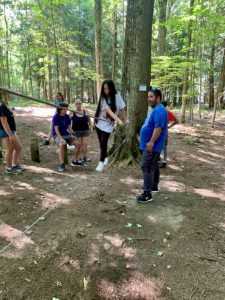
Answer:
[{"xmin": 1, "ymin": 106, "xmax": 225, "ymax": 300}]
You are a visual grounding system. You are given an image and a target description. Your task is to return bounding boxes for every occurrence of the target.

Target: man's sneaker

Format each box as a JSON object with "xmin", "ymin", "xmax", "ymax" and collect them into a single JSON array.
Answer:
[
  {"xmin": 82, "ymin": 156, "xmax": 91, "ymax": 163},
  {"xmin": 96, "ymin": 161, "xmax": 104, "ymax": 172},
  {"xmin": 137, "ymin": 192, "xmax": 153, "ymax": 203},
  {"xmin": 40, "ymin": 140, "xmax": 50, "ymax": 146},
  {"xmin": 5, "ymin": 167, "xmax": 22, "ymax": 175},
  {"xmin": 58, "ymin": 164, "xmax": 65, "ymax": 172},
  {"xmin": 71, "ymin": 160, "xmax": 84, "ymax": 167},
  {"xmin": 104, "ymin": 157, "xmax": 109, "ymax": 166},
  {"xmin": 159, "ymin": 162, "xmax": 167, "ymax": 168},
  {"xmin": 152, "ymin": 186, "xmax": 159, "ymax": 193},
  {"xmin": 12, "ymin": 164, "xmax": 25, "ymax": 172}
]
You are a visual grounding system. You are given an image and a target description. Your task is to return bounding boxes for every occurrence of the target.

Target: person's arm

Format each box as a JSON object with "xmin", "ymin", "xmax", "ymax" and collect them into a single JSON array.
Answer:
[
  {"xmin": 119, "ymin": 109, "xmax": 129, "ymax": 124},
  {"xmin": 105, "ymin": 108, "xmax": 123, "ymax": 125},
  {"xmin": 168, "ymin": 117, "xmax": 178, "ymax": 128},
  {"xmin": 0, "ymin": 117, "xmax": 15, "ymax": 142},
  {"xmin": 146, "ymin": 127, "xmax": 162, "ymax": 152},
  {"xmin": 68, "ymin": 124, "xmax": 73, "ymax": 135},
  {"xmin": 54, "ymin": 126, "xmax": 64, "ymax": 143}
]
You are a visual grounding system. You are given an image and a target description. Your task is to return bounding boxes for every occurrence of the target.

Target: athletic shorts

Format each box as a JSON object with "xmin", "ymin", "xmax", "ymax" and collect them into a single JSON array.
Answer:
[
  {"xmin": 0, "ymin": 130, "xmax": 16, "ymax": 139},
  {"xmin": 73, "ymin": 130, "xmax": 90, "ymax": 138},
  {"xmin": 53, "ymin": 135, "xmax": 75, "ymax": 146}
]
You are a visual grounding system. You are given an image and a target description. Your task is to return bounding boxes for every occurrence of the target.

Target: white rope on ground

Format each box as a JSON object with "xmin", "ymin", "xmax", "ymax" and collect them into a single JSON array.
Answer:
[{"xmin": 0, "ymin": 137, "xmax": 127, "ymax": 255}]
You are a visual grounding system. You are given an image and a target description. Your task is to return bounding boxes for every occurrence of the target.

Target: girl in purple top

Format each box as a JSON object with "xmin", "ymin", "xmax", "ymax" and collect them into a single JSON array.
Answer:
[{"xmin": 52, "ymin": 103, "xmax": 82, "ymax": 172}]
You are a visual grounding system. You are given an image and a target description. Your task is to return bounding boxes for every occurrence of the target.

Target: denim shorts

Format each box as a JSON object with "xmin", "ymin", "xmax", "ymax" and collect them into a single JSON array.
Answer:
[
  {"xmin": 0, "ymin": 130, "xmax": 16, "ymax": 139},
  {"xmin": 53, "ymin": 135, "xmax": 75, "ymax": 146},
  {"xmin": 73, "ymin": 130, "xmax": 90, "ymax": 138}
]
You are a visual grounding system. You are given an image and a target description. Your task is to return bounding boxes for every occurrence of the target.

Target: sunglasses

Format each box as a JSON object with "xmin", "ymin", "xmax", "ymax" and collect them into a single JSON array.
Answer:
[{"xmin": 150, "ymin": 86, "xmax": 157, "ymax": 91}]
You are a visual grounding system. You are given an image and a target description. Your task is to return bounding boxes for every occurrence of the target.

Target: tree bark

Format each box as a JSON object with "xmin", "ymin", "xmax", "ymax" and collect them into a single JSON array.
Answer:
[
  {"xmin": 208, "ymin": 40, "xmax": 215, "ymax": 109},
  {"xmin": 111, "ymin": 4, "xmax": 118, "ymax": 81},
  {"xmin": 157, "ymin": 0, "xmax": 167, "ymax": 56},
  {"xmin": 94, "ymin": 0, "xmax": 103, "ymax": 99},
  {"xmin": 180, "ymin": 0, "xmax": 194, "ymax": 124},
  {"xmin": 3, "ymin": 3, "xmax": 10, "ymax": 88},
  {"xmin": 212, "ymin": 40, "xmax": 225, "ymax": 127},
  {"xmin": 111, "ymin": 0, "xmax": 155, "ymax": 164}
]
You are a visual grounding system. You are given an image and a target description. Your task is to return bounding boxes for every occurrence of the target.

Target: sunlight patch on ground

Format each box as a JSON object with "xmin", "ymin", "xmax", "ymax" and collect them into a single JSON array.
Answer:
[
  {"xmin": 14, "ymin": 181, "xmax": 35, "ymax": 191},
  {"xmin": 194, "ymin": 188, "xmax": 225, "ymax": 201},
  {"xmin": 0, "ymin": 223, "xmax": 34, "ymax": 253},
  {"xmin": 0, "ymin": 189, "xmax": 13, "ymax": 196},
  {"xmin": 98, "ymin": 272, "xmax": 164, "ymax": 300},
  {"xmin": 39, "ymin": 192, "xmax": 71, "ymax": 209},
  {"xmin": 198, "ymin": 149, "xmax": 225, "ymax": 160},
  {"xmin": 189, "ymin": 153, "xmax": 214, "ymax": 165},
  {"xmin": 168, "ymin": 164, "xmax": 183, "ymax": 171},
  {"xmin": 160, "ymin": 180, "xmax": 186, "ymax": 193},
  {"xmin": 104, "ymin": 234, "xmax": 124, "ymax": 248},
  {"xmin": 15, "ymin": 106, "xmax": 55, "ymax": 118},
  {"xmin": 120, "ymin": 177, "xmax": 142, "ymax": 186},
  {"xmin": 147, "ymin": 206, "xmax": 184, "ymax": 230}
]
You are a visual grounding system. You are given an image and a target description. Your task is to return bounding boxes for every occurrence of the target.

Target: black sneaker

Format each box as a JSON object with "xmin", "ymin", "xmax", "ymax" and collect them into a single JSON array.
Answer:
[
  {"xmin": 137, "ymin": 192, "xmax": 153, "ymax": 203},
  {"xmin": 152, "ymin": 186, "xmax": 159, "ymax": 193},
  {"xmin": 58, "ymin": 164, "xmax": 65, "ymax": 172},
  {"xmin": 40, "ymin": 140, "xmax": 50, "ymax": 146},
  {"xmin": 71, "ymin": 160, "xmax": 84, "ymax": 167},
  {"xmin": 159, "ymin": 162, "xmax": 167, "ymax": 168}
]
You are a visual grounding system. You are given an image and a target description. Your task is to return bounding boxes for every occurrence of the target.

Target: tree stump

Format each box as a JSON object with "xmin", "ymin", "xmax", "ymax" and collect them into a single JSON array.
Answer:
[{"xmin": 30, "ymin": 137, "xmax": 40, "ymax": 163}]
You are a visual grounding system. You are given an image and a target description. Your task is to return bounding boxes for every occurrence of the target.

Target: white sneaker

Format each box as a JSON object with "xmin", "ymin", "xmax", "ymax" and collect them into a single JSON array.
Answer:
[
  {"xmin": 104, "ymin": 157, "xmax": 109, "ymax": 166},
  {"xmin": 96, "ymin": 161, "xmax": 104, "ymax": 172}
]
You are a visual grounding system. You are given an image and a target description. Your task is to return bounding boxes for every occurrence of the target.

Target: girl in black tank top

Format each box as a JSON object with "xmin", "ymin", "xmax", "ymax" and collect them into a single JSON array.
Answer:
[{"xmin": 71, "ymin": 99, "xmax": 92, "ymax": 162}]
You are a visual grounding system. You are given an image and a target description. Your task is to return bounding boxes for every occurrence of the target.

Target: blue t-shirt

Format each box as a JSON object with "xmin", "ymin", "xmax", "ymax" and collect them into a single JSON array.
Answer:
[
  {"xmin": 52, "ymin": 113, "xmax": 71, "ymax": 138},
  {"xmin": 139, "ymin": 104, "xmax": 168, "ymax": 152}
]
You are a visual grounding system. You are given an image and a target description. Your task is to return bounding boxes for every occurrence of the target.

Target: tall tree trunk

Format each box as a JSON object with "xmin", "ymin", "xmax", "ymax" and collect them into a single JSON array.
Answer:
[
  {"xmin": 180, "ymin": 0, "xmax": 194, "ymax": 124},
  {"xmin": 157, "ymin": 0, "xmax": 167, "ymax": 56},
  {"xmin": 111, "ymin": 4, "xmax": 118, "ymax": 81},
  {"xmin": 50, "ymin": 1, "xmax": 60, "ymax": 90},
  {"xmin": 80, "ymin": 56, "xmax": 84, "ymax": 101},
  {"xmin": 212, "ymin": 40, "xmax": 225, "ymax": 127},
  {"xmin": 94, "ymin": 0, "xmax": 103, "ymax": 99},
  {"xmin": 111, "ymin": 0, "xmax": 155, "ymax": 164},
  {"xmin": 48, "ymin": 60, "xmax": 53, "ymax": 100},
  {"xmin": 208, "ymin": 40, "xmax": 215, "ymax": 109},
  {"xmin": 3, "ymin": 3, "xmax": 10, "ymax": 88}
]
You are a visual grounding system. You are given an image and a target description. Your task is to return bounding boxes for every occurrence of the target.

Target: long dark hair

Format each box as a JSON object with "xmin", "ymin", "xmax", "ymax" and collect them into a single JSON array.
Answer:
[
  {"xmin": 95, "ymin": 79, "xmax": 117, "ymax": 121},
  {"xmin": 55, "ymin": 91, "xmax": 64, "ymax": 102}
]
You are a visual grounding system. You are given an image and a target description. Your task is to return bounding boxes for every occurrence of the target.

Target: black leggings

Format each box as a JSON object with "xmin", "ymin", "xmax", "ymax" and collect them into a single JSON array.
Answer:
[{"xmin": 96, "ymin": 127, "xmax": 111, "ymax": 162}]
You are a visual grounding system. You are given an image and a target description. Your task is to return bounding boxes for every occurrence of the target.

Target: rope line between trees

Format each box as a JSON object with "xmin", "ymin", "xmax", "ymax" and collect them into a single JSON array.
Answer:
[{"xmin": 0, "ymin": 86, "xmax": 119, "ymax": 125}]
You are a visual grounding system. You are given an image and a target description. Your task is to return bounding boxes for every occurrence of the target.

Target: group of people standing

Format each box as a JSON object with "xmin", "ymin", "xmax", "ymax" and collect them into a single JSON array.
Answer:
[{"xmin": 0, "ymin": 81, "xmax": 178, "ymax": 205}]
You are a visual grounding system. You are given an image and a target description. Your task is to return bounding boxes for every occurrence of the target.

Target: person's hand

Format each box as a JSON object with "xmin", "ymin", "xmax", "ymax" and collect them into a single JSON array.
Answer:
[
  {"xmin": 125, "ymin": 119, "xmax": 130, "ymax": 124},
  {"xmin": 60, "ymin": 139, "xmax": 66, "ymax": 145},
  {"xmin": 146, "ymin": 141, "xmax": 154, "ymax": 152},
  {"xmin": 9, "ymin": 135, "xmax": 15, "ymax": 143},
  {"xmin": 118, "ymin": 119, "xmax": 123, "ymax": 125}
]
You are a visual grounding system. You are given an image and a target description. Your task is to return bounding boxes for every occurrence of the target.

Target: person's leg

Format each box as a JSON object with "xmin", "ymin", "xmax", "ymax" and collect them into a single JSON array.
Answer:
[
  {"xmin": 153, "ymin": 158, "xmax": 160, "ymax": 190},
  {"xmin": 99, "ymin": 131, "xmax": 110, "ymax": 162},
  {"xmin": 2, "ymin": 137, "xmax": 14, "ymax": 168},
  {"xmin": 12, "ymin": 135, "xmax": 22, "ymax": 166},
  {"xmin": 58, "ymin": 144, "xmax": 65, "ymax": 164},
  {"xmin": 141, "ymin": 151, "xmax": 160, "ymax": 192},
  {"xmin": 82, "ymin": 137, "xmax": 88, "ymax": 157},
  {"xmin": 73, "ymin": 137, "xmax": 81, "ymax": 161}
]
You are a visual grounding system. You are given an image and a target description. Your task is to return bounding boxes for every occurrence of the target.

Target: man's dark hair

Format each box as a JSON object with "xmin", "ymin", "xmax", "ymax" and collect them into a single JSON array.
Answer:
[
  {"xmin": 57, "ymin": 102, "xmax": 68, "ymax": 114},
  {"xmin": 161, "ymin": 100, "xmax": 168, "ymax": 107},
  {"xmin": 149, "ymin": 86, "xmax": 162, "ymax": 101}
]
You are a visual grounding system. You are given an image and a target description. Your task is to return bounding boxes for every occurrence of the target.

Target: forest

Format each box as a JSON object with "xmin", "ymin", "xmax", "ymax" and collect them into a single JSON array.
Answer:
[{"xmin": 1, "ymin": 1, "xmax": 225, "ymax": 300}]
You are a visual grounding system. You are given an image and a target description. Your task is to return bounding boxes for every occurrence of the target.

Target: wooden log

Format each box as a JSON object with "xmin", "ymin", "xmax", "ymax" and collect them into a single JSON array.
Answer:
[{"xmin": 30, "ymin": 137, "xmax": 40, "ymax": 162}]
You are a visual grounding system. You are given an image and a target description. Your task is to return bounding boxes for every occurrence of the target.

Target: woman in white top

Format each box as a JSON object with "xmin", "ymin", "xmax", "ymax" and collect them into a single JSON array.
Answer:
[{"xmin": 95, "ymin": 79, "xmax": 128, "ymax": 171}]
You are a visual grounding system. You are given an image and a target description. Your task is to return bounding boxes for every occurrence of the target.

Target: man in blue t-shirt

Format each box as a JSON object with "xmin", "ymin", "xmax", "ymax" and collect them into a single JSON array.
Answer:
[{"xmin": 137, "ymin": 87, "xmax": 168, "ymax": 204}]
